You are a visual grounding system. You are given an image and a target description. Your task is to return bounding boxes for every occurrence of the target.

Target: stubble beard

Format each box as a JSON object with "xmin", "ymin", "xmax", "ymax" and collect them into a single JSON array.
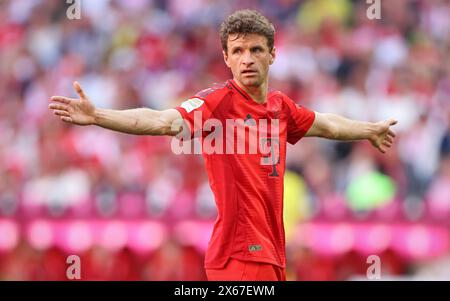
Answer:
[{"xmin": 240, "ymin": 74, "xmax": 263, "ymax": 88}]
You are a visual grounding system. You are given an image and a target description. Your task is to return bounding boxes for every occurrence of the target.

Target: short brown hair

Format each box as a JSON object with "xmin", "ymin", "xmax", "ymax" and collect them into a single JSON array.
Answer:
[{"xmin": 219, "ymin": 9, "xmax": 275, "ymax": 52}]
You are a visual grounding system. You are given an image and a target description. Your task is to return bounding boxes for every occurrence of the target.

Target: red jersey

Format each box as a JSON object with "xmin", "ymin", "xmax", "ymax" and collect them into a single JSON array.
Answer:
[{"xmin": 175, "ymin": 80, "xmax": 315, "ymax": 269}]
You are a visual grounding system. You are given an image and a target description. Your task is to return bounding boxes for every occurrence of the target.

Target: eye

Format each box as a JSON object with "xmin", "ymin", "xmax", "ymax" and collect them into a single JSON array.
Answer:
[
  {"xmin": 232, "ymin": 48, "xmax": 241, "ymax": 54},
  {"xmin": 251, "ymin": 47, "xmax": 264, "ymax": 54}
]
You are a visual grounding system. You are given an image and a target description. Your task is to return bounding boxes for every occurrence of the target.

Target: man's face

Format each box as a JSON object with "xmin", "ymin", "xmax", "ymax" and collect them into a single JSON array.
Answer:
[{"xmin": 223, "ymin": 33, "xmax": 275, "ymax": 88}]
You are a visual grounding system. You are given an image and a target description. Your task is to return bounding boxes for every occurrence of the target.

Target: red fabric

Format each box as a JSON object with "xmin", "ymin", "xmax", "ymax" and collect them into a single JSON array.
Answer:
[
  {"xmin": 206, "ymin": 258, "xmax": 286, "ymax": 281},
  {"xmin": 175, "ymin": 80, "xmax": 315, "ymax": 269}
]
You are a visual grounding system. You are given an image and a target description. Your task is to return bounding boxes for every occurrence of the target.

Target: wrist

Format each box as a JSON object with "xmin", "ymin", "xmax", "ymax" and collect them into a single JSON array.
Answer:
[
  {"xmin": 92, "ymin": 108, "xmax": 102, "ymax": 126},
  {"xmin": 366, "ymin": 122, "xmax": 379, "ymax": 140}
]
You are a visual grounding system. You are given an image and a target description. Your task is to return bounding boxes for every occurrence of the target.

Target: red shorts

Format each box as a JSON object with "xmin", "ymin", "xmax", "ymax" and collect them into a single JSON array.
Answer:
[{"xmin": 205, "ymin": 258, "xmax": 286, "ymax": 281}]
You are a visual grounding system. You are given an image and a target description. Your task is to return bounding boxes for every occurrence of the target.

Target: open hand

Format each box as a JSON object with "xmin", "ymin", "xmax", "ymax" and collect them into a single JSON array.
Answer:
[
  {"xmin": 49, "ymin": 81, "xmax": 96, "ymax": 126},
  {"xmin": 369, "ymin": 119, "xmax": 398, "ymax": 153}
]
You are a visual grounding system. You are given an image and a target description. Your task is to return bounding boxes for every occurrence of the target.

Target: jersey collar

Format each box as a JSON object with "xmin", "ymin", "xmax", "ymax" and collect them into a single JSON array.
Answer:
[
  {"xmin": 228, "ymin": 79, "xmax": 253, "ymax": 102},
  {"xmin": 228, "ymin": 79, "xmax": 271, "ymax": 106}
]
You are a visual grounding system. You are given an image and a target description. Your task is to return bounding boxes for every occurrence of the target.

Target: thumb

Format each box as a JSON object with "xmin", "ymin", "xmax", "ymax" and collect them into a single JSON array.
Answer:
[
  {"xmin": 73, "ymin": 81, "xmax": 87, "ymax": 99},
  {"xmin": 388, "ymin": 119, "xmax": 398, "ymax": 126}
]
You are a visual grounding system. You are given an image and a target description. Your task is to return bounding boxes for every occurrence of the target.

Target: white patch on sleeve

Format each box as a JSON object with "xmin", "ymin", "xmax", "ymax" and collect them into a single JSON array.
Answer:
[{"xmin": 180, "ymin": 98, "xmax": 205, "ymax": 113}]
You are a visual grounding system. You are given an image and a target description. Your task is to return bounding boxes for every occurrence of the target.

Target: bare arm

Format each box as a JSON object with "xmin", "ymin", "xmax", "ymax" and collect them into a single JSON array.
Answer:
[
  {"xmin": 49, "ymin": 82, "xmax": 183, "ymax": 136},
  {"xmin": 305, "ymin": 112, "xmax": 398, "ymax": 153},
  {"xmin": 93, "ymin": 107, "xmax": 182, "ymax": 136}
]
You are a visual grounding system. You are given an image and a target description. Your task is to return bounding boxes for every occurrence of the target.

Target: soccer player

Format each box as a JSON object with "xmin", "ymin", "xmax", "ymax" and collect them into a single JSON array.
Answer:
[{"xmin": 48, "ymin": 9, "xmax": 397, "ymax": 281}]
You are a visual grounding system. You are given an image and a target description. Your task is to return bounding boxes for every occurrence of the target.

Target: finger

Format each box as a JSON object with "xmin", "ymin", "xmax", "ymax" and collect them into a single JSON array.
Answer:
[
  {"xmin": 50, "ymin": 96, "xmax": 73, "ymax": 105},
  {"xmin": 385, "ymin": 136, "xmax": 393, "ymax": 144},
  {"xmin": 373, "ymin": 142, "xmax": 386, "ymax": 153},
  {"xmin": 388, "ymin": 130, "xmax": 396, "ymax": 138},
  {"xmin": 54, "ymin": 110, "xmax": 70, "ymax": 117},
  {"xmin": 389, "ymin": 119, "xmax": 398, "ymax": 126},
  {"xmin": 382, "ymin": 141, "xmax": 392, "ymax": 148},
  {"xmin": 61, "ymin": 116, "xmax": 72, "ymax": 123},
  {"xmin": 49, "ymin": 103, "xmax": 68, "ymax": 111},
  {"xmin": 73, "ymin": 81, "xmax": 86, "ymax": 99}
]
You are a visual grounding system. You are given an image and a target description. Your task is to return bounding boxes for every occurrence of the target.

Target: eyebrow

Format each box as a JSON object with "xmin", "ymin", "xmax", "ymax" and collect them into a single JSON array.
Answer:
[
  {"xmin": 251, "ymin": 45, "xmax": 264, "ymax": 51},
  {"xmin": 230, "ymin": 45, "xmax": 265, "ymax": 52}
]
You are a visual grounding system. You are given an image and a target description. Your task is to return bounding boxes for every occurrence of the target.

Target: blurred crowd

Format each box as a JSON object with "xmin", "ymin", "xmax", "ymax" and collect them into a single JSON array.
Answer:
[{"xmin": 1, "ymin": 0, "xmax": 450, "ymax": 280}]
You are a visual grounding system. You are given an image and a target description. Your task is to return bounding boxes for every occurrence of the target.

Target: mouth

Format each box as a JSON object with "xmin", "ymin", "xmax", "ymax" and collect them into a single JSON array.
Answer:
[{"xmin": 241, "ymin": 70, "xmax": 258, "ymax": 76}]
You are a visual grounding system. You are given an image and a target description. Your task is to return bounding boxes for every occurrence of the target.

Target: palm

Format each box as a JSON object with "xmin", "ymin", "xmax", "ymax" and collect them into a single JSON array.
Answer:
[
  {"xmin": 49, "ymin": 82, "xmax": 96, "ymax": 126},
  {"xmin": 369, "ymin": 119, "xmax": 397, "ymax": 153},
  {"xmin": 68, "ymin": 97, "xmax": 95, "ymax": 125}
]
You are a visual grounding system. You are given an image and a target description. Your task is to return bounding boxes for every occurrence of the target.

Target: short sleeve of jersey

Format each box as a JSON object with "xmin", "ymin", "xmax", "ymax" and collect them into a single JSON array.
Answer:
[
  {"xmin": 175, "ymin": 87, "xmax": 224, "ymax": 138},
  {"xmin": 285, "ymin": 95, "xmax": 316, "ymax": 145}
]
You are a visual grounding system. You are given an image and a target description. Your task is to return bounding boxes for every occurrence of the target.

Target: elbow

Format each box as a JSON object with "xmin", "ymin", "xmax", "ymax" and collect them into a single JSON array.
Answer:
[
  {"xmin": 328, "ymin": 124, "xmax": 339, "ymax": 139},
  {"xmin": 135, "ymin": 110, "xmax": 166, "ymax": 135},
  {"xmin": 319, "ymin": 120, "xmax": 339, "ymax": 139},
  {"xmin": 155, "ymin": 115, "xmax": 173, "ymax": 136},
  {"xmin": 311, "ymin": 113, "xmax": 339, "ymax": 139},
  {"xmin": 133, "ymin": 118, "xmax": 151, "ymax": 135}
]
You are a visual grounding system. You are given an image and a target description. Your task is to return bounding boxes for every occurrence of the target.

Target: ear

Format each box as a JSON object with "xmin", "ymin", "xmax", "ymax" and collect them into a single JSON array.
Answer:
[
  {"xmin": 269, "ymin": 47, "xmax": 276, "ymax": 65},
  {"xmin": 223, "ymin": 50, "xmax": 230, "ymax": 68}
]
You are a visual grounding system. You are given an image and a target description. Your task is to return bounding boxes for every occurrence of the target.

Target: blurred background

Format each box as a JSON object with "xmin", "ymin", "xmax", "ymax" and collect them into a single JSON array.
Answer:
[{"xmin": 1, "ymin": 0, "xmax": 450, "ymax": 280}]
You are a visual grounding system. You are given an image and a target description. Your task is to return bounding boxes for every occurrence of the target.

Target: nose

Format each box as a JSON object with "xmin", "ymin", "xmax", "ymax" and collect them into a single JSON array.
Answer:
[{"xmin": 241, "ymin": 50, "xmax": 254, "ymax": 66}]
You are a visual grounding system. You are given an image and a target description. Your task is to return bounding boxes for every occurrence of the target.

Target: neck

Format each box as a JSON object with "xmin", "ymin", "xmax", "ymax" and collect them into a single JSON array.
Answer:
[{"xmin": 234, "ymin": 79, "xmax": 268, "ymax": 104}]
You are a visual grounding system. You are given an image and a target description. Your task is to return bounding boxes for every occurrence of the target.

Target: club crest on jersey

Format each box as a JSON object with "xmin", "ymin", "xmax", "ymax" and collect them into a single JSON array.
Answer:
[
  {"xmin": 248, "ymin": 244, "xmax": 262, "ymax": 252},
  {"xmin": 180, "ymin": 98, "xmax": 204, "ymax": 113}
]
